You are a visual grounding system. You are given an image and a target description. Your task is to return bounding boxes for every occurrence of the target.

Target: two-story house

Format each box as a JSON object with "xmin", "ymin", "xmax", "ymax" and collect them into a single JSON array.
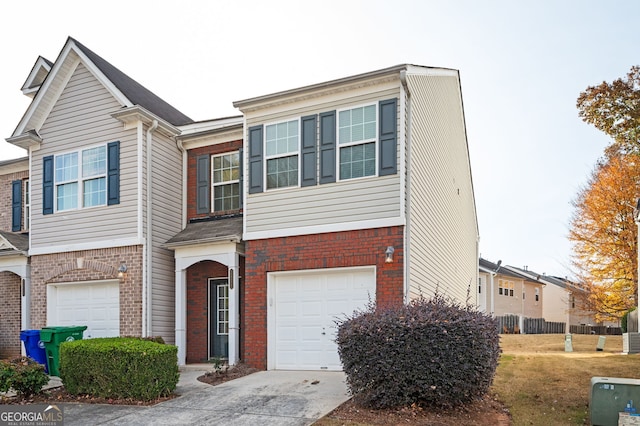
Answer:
[
  {"xmin": 232, "ymin": 65, "xmax": 478, "ymax": 370},
  {"xmin": 2, "ymin": 38, "xmax": 479, "ymax": 371},
  {"xmin": 478, "ymin": 258, "xmax": 544, "ymax": 323},
  {"xmin": 5, "ymin": 37, "xmax": 192, "ymax": 351}
]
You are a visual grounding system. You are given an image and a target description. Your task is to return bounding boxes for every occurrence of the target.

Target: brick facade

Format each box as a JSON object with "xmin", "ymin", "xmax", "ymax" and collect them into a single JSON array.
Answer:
[
  {"xmin": 186, "ymin": 141, "xmax": 243, "ymax": 220},
  {"xmin": 243, "ymin": 226, "xmax": 404, "ymax": 369},
  {"xmin": 29, "ymin": 245, "xmax": 143, "ymax": 336},
  {"xmin": 0, "ymin": 271, "xmax": 21, "ymax": 359},
  {"xmin": 0, "ymin": 168, "xmax": 28, "ymax": 232}
]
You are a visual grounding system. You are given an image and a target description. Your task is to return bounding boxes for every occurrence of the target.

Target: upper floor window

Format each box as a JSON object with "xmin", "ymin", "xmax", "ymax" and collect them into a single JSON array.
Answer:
[
  {"xmin": 338, "ymin": 104, "xmax": 377, "ymax": 180},
  {"xmin": 55, "ymin": 145, "xmax": 107, "ymax": 211},
  {"xmin": 265, "ymin": 120, "xmax": 299, "ymax": 189},
  {"xmin": 212, "ymin": 152, "xmax": 240, "ymax": 211},
  {"xmin": 535, "ymin": 288, "xmax": 540, "ymax": 302},
  {"xmin": 498, "ymin": 279, "xmax": 514, "ymax": 297}
]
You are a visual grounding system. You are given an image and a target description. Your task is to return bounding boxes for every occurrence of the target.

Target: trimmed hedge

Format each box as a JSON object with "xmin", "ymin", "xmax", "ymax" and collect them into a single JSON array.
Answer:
[
  {"xmin": 59, "ymin": 337, "xmax": 179, "ymax": 400},
  {"xmin": 336, "ymin": 294, "xmax": 501, "ymax": 409}
]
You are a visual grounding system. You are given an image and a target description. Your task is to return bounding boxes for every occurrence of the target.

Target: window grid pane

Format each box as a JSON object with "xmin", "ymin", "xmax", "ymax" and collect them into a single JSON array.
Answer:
[
  {"xmin": 55, "ymin": 153, "xmax": 78, "ymax": 182},
  {"xmin": 212, "ymin": 152, "xmax": 240, "ymax": 211},
  {"xmin": 56, "ymin": 182, "xmax": 78, "ymax": 211},
  {"xmin": 82, "ymin": 146, "xmax": 106, "ymax": 177},
  {"xmin": 340, "ymin": 143, "xmax": 376, "ymax": 179},
  {"xmin": 338, "ymin": 105, "xmax": 376, "ymax": 145},
  {"xmin": 266, "ymin": 120, "xmax": 298, "ymax": 156},
  {"xmin": 213, "ymin": 183, "xmax": 240, "ymax": 211},
  {"xmin": 217, "ymin": 284, "xmax": 229, "ymax": 335},
  {"xmin": 83, "ymin": 177, "xmax": 106, "ymax": 207},
  {"xmin": 266, "ymin": 156, "xmax": 298, "ymax": 189}
]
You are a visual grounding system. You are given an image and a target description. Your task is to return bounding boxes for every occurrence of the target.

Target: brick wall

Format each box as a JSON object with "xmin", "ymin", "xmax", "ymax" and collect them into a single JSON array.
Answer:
[
  {"xmin": 187, "ymin": 141, "xmax": 243, "ymax": 220},
  {"xmin": 29, "ymin": 245, "xmax": 143, "ymax": 336},
  {"xmin": 0, "ymin": 169, "xmax": 28, "ymax": 232},
  {"xmin": 0, "ymin": 271, "xmax": 21, "ymax": 359},
  {"xmin": 243, "ymin": 226, "xmax": 404, "ymax": 369},
  {"xmin": 186, "ymin": 260, "xmax": 229, "ymax": 363}
]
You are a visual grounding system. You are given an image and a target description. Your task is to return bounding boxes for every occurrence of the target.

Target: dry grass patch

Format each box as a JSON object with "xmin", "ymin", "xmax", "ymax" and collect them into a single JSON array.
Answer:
[{"xmin": 495, "ymin": 334, "xmax": 640, "ymax": 425}]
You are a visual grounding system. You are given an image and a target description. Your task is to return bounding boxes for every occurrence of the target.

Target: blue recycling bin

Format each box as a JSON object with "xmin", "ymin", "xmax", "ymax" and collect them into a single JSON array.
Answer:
[{"xmin": 20, "ymin": 329, "xmax": 48, "ymax": 373}]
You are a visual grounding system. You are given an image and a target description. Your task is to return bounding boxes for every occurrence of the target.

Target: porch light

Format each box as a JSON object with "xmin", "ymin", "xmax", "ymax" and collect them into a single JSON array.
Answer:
[
  {"xmin": 385, "ymin": 246, "xmax": 395, "ymax": 263},
  {"xmin": 117, "ymin": 264, "xmax": 128, "ymax": 281}
]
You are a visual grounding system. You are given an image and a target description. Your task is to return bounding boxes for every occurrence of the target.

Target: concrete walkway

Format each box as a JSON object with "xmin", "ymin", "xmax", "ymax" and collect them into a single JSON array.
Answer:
[{"xmin": 58, "ymin": 368, "xmax": 349, "ymax": 425}]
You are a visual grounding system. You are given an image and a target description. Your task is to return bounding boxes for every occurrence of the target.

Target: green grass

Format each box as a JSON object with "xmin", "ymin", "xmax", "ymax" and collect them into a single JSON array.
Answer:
[{"xmin": 495, "ymin": 334, "xmax": 640, "ymax": 425}]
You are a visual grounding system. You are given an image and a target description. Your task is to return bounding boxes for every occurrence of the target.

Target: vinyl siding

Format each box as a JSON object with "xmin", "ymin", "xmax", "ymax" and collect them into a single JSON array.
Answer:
[
  {"xmin": 405, "ymin": 72, "xmax": 478, "ymax": 304},
  {"xmin": 148, "ymin": 131, "xmax": 181, "ymax": 343},
  {"xmin": 31, "ymin": 62, "xmax": 139, "ymax": 251},
  {"xmin": 244, "ymin": 83, "xmax": 402, "ymax": 236}
]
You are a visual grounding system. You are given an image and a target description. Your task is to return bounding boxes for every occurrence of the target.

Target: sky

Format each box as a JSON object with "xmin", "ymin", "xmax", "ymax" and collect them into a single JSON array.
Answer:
[{"xmin": 0, "ymin": 0, "xmax": 637, "ymax": 277}]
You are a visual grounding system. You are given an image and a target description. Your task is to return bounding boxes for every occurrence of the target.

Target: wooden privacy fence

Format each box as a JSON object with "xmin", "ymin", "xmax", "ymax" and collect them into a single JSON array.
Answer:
[
  {"xmin": 497, "ymin": 315, "xmax": 566, "ymax": 334},
  {"xmin": 569, "ymin": 325, "xmax": 622, "ymax": 335}
]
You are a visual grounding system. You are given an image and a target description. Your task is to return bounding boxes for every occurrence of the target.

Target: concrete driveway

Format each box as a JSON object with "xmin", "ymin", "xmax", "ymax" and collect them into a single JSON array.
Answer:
[{"xmin": 60, "ymin": 369, "xmax": 350, "ymax": 425}]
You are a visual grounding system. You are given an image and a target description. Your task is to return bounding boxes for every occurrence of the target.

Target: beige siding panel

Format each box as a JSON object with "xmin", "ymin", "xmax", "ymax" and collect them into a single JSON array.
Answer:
[
  {"xmin": 246, "ymin": 175, "xmax": 401, "ymax": 233},
  {"xmin": 30, "ymin": 63, "xmax": 139, "ymax": 251},
  {"xmin": 245, "ymin": 85, "xmax": 402, "ymax": 235},
  {"xmin": 406, "ymin": 73, "xmax": 478, "ymax": 304},
  {"xmin": 149, "ymin": 131, "xmax": 182, "ymax": 344}
]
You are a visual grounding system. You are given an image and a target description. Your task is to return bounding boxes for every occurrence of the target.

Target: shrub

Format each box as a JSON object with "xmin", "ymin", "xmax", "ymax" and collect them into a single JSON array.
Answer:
[
  {"xmin": 0, "ymin": 360, "xmax": 15, "ymax": 393},
  {"xmin": 5, "ymin": 356, "xmax": 49, "ymax": 397},
  {"xmin": 336, "ymin": 294, "xmax": 501, "ymax": 409},
  {"xmin": 59, "ymin": 337, "xmax": 179, "ymax": 400}
]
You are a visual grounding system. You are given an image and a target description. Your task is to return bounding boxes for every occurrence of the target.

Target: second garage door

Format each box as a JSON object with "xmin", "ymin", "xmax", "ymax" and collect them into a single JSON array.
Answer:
[
  {"xmin": 268, "ymin": 267, "xmax": 376, "ymax": 371},
  {"xmin": 47, "ymin": 280, "xmax": 120, "ymax": 339}
]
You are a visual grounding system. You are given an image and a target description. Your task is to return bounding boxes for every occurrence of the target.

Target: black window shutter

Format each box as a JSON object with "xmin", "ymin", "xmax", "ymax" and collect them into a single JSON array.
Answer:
[
  {"xmin": 379, "ymin": 98, "xmax": 398, "ymax": 176},
  {"xmin": 42, "ymin": 155, "xmax": 54, "ymax": 215},
  {"xmin": 319, "ymin": 111, "xmax": 336, "ymax": 184},
  {"xmin": 238, "ymin": 147, "xmax": 244, "ymax": 208},
  {"xmin": 107, "ymin": 141, "xmax": 120, "ymax": 205},
  {"xmin": 11, "ymin": 180, "xmax": 22, "ymax": 231},
  {"xmin": 248, "ymin": 125, "xmax": 264, "ymax": 194},
  {"xmin": 301, "ymin": 115, "xmax": 317, "ymax": 187},
  {"xmin": 196, "ymin": 154, "xmax": 210, "ymax": 214}
]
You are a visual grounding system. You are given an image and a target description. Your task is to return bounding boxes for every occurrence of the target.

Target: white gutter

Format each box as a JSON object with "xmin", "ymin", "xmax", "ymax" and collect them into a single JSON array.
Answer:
[
  {"xmin": 144, "ymin": 119, "xmax": 159, "ymax": 337},
  {"xmin": 176, "ymin": 138, "xmax": 187, "ymax": 228},
  {"xmin": 400, "ymin": 69, "xmax": 411, "ymax": 304}
]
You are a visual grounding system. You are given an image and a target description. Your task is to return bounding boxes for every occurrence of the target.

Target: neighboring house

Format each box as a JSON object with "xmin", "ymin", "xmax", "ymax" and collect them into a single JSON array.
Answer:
[
  {"xmin": 0, "ymin": 157, "xmax": 29, "ymax": 359},
  {"xmin": 478, "ymin": 258, "xmax": 544, "ymax": 321},
  {"xmin": 233, "ymin": 65, "xmax": 478, "ymax": 370},
  {"xmin": 4, "ymin": 37, "xmax": 192, "ymax": 353},
  {"xmin": 508, "ymin": 266, "xmax": 597, "ymax": 328},
  {"xmin": 2, "ymin": 38, "xmax": 479, "ymax": 371}
]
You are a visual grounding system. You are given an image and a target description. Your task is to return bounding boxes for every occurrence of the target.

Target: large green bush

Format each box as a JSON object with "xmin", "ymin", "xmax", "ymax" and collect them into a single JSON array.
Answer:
[
  {"xmin": 59, "ymin": 337, "xmax": 179, "ymax": 400},
  {"xmin": 336, "ymin": 294, "xmax": 501, "ymax": 409}
]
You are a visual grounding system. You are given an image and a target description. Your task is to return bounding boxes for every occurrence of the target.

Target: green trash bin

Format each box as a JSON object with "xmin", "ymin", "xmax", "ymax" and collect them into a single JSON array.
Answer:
[{"xmin": 40, "ymin": 326, "xmax": 87, "ymax": 376}]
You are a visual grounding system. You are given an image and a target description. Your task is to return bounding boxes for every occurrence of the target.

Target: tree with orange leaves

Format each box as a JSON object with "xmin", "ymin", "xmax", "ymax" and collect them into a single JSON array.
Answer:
[{"xmin": 569, "ymin": 154, "xmax": 640, "ymax": 322}]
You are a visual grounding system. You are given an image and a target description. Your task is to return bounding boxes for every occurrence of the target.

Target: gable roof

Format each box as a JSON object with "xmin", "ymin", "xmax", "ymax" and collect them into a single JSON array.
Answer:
[
  {"xmin": 10, "ymin": 37, "xmax": 192, "ymax": 139},
  {"xmin": 0, "ymin": 231, "xmax": 29, "ymax": 256},
  {"xmin": 479, "ymin": 258, "xmax": 543, "ymax": 282},
  {"xmin": 72, "ymin": 38, "xmax": 193, "ymax": 126}
]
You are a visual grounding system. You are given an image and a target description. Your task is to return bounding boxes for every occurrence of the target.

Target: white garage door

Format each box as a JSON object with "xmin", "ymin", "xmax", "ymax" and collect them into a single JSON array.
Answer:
[
  {"xmin": 269, "ymin": 267, "xmax": 376, "ymax": 371},
  {"xmin": 47, "ymin": 280, "xmax": 120, "ymax": 339}
]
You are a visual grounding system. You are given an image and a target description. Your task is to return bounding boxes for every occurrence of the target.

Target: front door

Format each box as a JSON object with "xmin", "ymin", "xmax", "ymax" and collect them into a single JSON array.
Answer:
[{"xmin": 209, "ymin": 278, "xmax": 229, "ymax": 359}]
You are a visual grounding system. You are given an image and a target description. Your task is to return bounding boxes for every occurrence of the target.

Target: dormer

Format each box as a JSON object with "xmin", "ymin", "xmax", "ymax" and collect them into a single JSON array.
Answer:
[{"xmin": 20, "ymin": 56, "xmax": 53, "ymax": 98}]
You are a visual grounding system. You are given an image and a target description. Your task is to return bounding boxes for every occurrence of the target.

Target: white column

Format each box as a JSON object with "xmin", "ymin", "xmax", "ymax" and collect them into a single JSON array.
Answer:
[
  {"xmin": 228, "ymin": 253, "xmax": 240, "ymax": 366},
  {"xmin": 175, "ymin": 268, "xmax": 187, "ymax": 366}
]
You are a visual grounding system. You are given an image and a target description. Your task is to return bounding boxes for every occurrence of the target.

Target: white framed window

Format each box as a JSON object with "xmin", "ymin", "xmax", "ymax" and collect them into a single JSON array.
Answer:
[
  {"xmin": 338, "ymin": 104, "xmax": 377, "ymax": 180},
  {"xmin": 212, "ymin": 152, "xmax": 240, "ymax": 211},
  {"xmin": 265, "ymin": 119, "xmax": 299, "ymax": 189},
  {"xmin": 54, "ymin": 145, "xmax": 107, "ymax": 211},
  {"xmin": 24, "ymin": 179, "xmax": 30, "ymax": 230},
  {"xmin": 535, "ymin": 288, "xmax": 540, "ymax": 302},
  {"xmin": 498, "ymin": 279, "xmax": 514, "ymax": 297},
  {"xmin": 217, "ymin": 283, "xmax": 229, "ymax": 335}
]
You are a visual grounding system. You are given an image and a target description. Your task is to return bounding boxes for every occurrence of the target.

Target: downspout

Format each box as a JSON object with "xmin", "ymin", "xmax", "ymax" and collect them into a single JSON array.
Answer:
[
  {"xmin": 176, "ymin": 138, "xmax": 187, "ymax": 228},
  {"xmin": 400, "ymin": 69, "xmax": 411, "ymax": 304},
  {"xmin": 144, "ymin": 119, "xmax": 159, "ymax": 337}
]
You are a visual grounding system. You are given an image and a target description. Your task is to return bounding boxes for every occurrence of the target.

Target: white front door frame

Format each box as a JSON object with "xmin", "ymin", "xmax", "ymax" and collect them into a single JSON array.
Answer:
[{"xmin": 174, "ymin": 242, "xmax": 241, "ymax": 366}]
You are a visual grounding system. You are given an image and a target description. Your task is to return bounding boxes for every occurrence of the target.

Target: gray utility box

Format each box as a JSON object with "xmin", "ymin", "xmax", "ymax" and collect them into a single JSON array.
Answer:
[{"xmin": 590, "ymin": 377, "xmax": 640, "ymax": 425}]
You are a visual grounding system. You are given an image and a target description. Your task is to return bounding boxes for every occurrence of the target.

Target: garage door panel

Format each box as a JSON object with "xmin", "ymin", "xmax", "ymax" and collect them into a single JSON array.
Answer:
[
  {"xmin": 272, "ymin": 268, "xmax": 376, "ymax": 370},
  {"xmin": 49, "ymin": 281, "xmax": 120, "ymax": 339}
]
